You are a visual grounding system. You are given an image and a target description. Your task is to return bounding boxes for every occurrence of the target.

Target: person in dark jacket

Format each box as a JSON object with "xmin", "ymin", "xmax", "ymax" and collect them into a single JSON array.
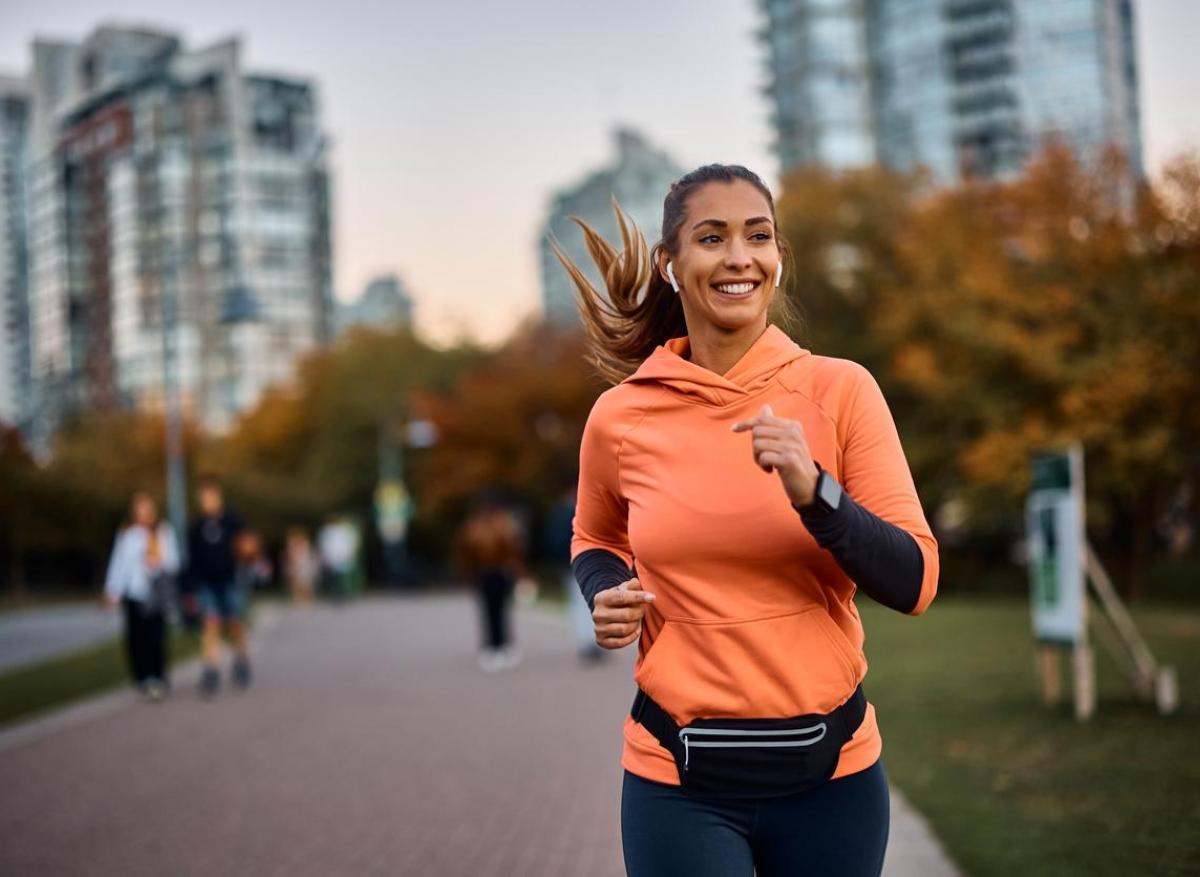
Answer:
[{"xmin": 187, "ymin": 476, "xmax": 248, "ymax": 696}]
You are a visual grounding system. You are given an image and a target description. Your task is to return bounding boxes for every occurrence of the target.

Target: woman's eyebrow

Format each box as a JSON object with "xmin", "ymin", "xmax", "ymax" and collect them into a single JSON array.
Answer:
[{"xmin": 691, "ymin": 216, "xmax": 774, "ymax": 231}]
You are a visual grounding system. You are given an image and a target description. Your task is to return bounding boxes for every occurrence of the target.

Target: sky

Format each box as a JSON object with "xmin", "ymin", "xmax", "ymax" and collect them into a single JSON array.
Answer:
[{"xmin": 2, "ymin": 0, "xmax": 1198, "ymax": 345}]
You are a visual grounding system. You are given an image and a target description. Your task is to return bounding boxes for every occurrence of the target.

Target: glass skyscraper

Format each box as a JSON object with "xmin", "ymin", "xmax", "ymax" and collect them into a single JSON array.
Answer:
[
  {"xmin": 760, "ymin": 0, "xmax": 1142, "ymax": 181},
  {"xmin": 21, "ymin": 26, "xmax": 333, "ymax": 441}
]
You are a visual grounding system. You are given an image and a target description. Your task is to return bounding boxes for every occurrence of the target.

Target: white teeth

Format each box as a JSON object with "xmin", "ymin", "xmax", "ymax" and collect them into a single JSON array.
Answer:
[{"xmin": 714, "ymin": 282, "xmax": 756, "ymax": 295}]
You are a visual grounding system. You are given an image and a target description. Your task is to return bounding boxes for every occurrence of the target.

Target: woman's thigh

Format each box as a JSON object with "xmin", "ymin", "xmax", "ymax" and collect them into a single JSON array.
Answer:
[
  {"xmin": 753, "ymin": 760, "xmax": 891, "ymax": 877},
  {"xmin": 621, "ymin": 772, "xmax": 754, "ymax": 877}
]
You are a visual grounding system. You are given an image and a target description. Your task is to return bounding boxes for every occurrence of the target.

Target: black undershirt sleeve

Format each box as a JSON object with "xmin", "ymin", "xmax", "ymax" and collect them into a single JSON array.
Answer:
[
  {"xmin": 572, "ymin": 548, "xmax": 634, "ymax": 612},
  {"xmin": 798, "ymin": 492, "xmax": 924, "ymax": 614}
]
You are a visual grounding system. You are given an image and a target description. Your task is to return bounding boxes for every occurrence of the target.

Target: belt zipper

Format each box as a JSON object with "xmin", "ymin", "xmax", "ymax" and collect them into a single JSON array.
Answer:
[{"xmin": 678, "ymin": 723, "xmax": 828, "ymax": 771}]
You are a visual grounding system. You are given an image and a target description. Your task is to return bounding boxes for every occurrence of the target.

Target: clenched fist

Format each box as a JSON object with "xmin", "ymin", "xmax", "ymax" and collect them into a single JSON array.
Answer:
[
  {"xmin": 591, "ymin": 577, "xmax": 655, "ymax": 649},
  {"xmin": 732, "ymin": 404, "xmax": 821, "ymax": 508}
]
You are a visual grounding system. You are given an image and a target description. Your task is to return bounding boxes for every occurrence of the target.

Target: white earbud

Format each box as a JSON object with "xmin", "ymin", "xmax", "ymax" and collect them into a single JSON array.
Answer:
[
  {"xmin": 666, "ymin": 262, "xmax": 680, "ymax": 293},
  {"xmin": 775, "ymin": 262, "xmax": 783, "ymax": 287}
]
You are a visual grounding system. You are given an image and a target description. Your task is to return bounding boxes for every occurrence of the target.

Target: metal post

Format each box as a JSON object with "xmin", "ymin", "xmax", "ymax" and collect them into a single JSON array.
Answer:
[{"xmin": 161, "ymin": 232, "xmax": 188, "ymax": 563}]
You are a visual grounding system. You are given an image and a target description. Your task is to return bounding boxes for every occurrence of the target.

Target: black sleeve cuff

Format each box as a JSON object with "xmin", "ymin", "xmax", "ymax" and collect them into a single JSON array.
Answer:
[
  {"xmin": 571, "ymin": 548, "xmax": 633, "ymax": 612},
  {"xmin": 798, "ymin": 491, "xmax": 924, "ymax": 614}
]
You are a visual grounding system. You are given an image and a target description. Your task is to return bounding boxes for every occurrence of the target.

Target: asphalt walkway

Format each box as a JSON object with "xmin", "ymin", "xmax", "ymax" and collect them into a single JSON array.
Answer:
[
  {"xmin": 0, "ymin": 603, "xmax": 120, "ymax": 672},
  {"xmin": 0, "ymin": 595, "xmax": 960, "ymax": 876}
]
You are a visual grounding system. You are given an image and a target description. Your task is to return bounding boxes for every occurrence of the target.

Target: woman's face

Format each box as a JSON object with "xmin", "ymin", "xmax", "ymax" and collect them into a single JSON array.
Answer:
[
  {"xmin": 133, "ymin": 496, "xmax": 157, "ymax": 527},
  {"xmin": 659, "ymin": 179, "xmax": 782, "ymax": 336}
]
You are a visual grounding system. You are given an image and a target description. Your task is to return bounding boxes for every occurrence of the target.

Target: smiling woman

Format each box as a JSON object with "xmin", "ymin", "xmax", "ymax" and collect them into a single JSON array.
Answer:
[
  {"xmin": 551, "ymin": 164, "xmax": 941, "ymax": 877},
  {"xmin": 549, "ymin": 164, "xmax": 797, "ymax": 385}
]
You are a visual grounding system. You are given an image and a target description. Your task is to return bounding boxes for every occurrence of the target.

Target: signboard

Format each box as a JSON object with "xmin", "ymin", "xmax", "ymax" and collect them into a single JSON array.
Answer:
[
  {"xmin": 1026, "ymin": 447, "xmax": 1086, "ymax": 644},
  {"xmin": 374, "ymin": 479, "xmax": 413, "ymax": 545}
]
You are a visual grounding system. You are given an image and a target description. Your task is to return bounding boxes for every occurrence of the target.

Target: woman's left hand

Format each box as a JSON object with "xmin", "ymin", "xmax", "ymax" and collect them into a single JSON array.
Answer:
[{"xmin": 732, "ymin": 404, "xmax": 821, "ymax": 508}]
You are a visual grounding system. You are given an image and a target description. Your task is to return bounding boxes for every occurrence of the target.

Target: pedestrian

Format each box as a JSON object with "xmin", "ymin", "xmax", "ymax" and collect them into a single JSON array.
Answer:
[
  {"xmin": 283, "ymin": 527, "xmax": 319, "ymax": 605},
  {"xmin": 457, "ymin": 496, "xmax": 525, "ymax": 673},
  {"xmin": 545, "ymin": 483, "xmax": 604, "ymax": 663},
  {"xmin": 187, "ymin": 476, "xmax": 250, "ymax": 697},
  {"xmin": 556, "ymin": 164, "xmax": 940, "ymax": 876},
  {"xmin": 318, "ymin": 515, "xmax": 358, "ymax": 603},
  {"xmin": 103, "ymin": 492, "xmax": 179, "ymax": 700}
]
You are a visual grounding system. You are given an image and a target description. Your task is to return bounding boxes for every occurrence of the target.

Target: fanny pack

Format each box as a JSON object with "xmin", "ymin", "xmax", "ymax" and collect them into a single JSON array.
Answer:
[{"xmin": 630, "ymin": 685, "xmax": 867, "ymax": 800}]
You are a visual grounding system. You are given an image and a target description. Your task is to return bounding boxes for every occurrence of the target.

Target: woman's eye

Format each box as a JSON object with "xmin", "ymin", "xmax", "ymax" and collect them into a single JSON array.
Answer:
[
  {"xmin": 751, "ymin": 232, "xmax": 773, "ymax": 241},
  {"xmin": 699, "ymin": 234, "xmax": 721, "ymax": 244}
]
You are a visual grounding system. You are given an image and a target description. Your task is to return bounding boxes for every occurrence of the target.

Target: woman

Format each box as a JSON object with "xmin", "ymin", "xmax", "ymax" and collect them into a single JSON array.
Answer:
[
  {"xmin": 556, "ymin": 165, "xmax": 939, "ymax": 876},
  {"xmin": 456, "ymin": 497, "xmax": 526, "ymax": 673},
  {"xmin": 284, "ymin": 527, "xmax": 319, "ymax": 605},
  {"xmin": 104, "ymin": 493, "xmax": 180, "ymax": 700}
]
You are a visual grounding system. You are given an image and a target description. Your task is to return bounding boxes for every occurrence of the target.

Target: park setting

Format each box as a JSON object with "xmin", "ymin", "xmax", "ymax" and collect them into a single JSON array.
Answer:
[{"xmin": 1, "ymin": 1, "xmax": 1198, "ymax": 875}]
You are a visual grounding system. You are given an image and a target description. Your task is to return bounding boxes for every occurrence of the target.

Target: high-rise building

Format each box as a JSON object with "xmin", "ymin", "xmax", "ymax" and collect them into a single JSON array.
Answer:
[
  {"xmin": 0, "ymin": 76, "xmax": 30, "ymax": 430},
  {"xmin": 22, "ymin": 25, "xmax": 333, "ymax": 439},
  {"xmin": 760, "ymin": 0, "xmax": 1142, "ymax": 181},
  {"xmin": 540, "ymin": 129, "xmax": 685, "ymax": 325},
  {"xmin": 336, "ymin": 273, "xmax": 414, "ymax": 335}
]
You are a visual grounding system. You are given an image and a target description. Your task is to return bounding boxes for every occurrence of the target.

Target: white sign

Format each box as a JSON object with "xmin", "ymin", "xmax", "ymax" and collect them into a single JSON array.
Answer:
[{"xmin": 1026, "ymin": 447, "xmax": 1086, "ymax": 644}]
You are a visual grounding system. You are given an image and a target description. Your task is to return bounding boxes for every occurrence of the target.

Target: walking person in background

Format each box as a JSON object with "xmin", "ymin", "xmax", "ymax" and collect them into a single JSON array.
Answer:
[
  {"xmin": 187, "ymin": 476, "xmax": 250, "ymax": 697},
  {"xmin": 104, "ymin": 492, "xmax": 179, "ymax": 701},
  {"xmin": 318, "ymin": 515, "xmax": 358, "ymax": 604},
  {"xmin": 284, "ymin": 527, "xmax": 319, "ymax": 605},
  {"xmin": 545, "ymin": 482, "xmax": 604, "ymax": 663},
  {"xmin": 557, "ymin": 164, "xmax": 939, "ymax": 876},
  {"xmin": 457, "ymin": 496, "xmax": 525, "ymax": 673}
]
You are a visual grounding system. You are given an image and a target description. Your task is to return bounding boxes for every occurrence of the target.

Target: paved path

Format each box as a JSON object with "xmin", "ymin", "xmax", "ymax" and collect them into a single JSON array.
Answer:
[
  {"xmin": 0, "ymin": 595, "xmax": 960, "ymax": 876},
  {"xmin": 0, "ymin": 603, "xmax": 120, "ymax": 672}
]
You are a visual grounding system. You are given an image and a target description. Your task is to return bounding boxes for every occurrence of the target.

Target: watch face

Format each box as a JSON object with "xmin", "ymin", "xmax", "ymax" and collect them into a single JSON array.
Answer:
[{"xmin": 818, "ymin": 473, "xmax": 842, "ymax": 511}]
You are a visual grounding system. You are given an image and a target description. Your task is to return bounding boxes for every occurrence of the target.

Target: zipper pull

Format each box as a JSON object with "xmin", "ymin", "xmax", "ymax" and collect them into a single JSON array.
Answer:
[{"xmin": 683, "ymin": 734, "xmax": 689, "ymax": 770}]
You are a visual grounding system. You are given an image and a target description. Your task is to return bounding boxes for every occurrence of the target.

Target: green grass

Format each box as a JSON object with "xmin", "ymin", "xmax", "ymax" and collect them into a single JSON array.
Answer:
[
  {"xmin": 0, "ymin": 630, "xmax": 200, "ymax": 728},
  {"xmin": 862, "ymin": 597, "xmax": 1200, "ymax": 876}
]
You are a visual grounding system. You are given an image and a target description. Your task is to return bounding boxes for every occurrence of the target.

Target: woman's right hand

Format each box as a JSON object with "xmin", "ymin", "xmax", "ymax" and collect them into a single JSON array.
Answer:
[{"xmin": 592, "ymin": 578, "xmax": 655, "ymax": 649}]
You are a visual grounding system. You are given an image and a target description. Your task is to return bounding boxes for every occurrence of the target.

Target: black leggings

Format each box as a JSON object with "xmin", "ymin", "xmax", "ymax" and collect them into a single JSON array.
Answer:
[
  {"xmin": 476, "ymin": 568, "xmax": 514, "ymax": 650},
  {"xmin": 121, "ymin": 598, "xmax": 167, "ymax": 684},
  {"xmin": 621, "ymin": 760, "xmax": 890, "ymax": 877}
]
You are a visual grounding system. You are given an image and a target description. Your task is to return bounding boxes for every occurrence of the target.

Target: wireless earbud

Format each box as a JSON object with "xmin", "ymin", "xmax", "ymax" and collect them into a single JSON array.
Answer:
[
  {"xmin": 775, "ymin": 262, "xmax": 783, "ymax": 286},
  {"xmin": 666, "ymin": 262, "xmax": 680, "ymax": 293}
]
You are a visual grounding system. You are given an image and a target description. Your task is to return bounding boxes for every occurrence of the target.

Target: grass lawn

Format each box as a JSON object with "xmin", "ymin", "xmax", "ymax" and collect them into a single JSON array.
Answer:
[
  {"xmin": 862, "ymin": 596, "xmax": 1199, "ymax": 876},
  {"xmin": 0, "ymin": 629, "xmax": 200, "ymax": 728}
]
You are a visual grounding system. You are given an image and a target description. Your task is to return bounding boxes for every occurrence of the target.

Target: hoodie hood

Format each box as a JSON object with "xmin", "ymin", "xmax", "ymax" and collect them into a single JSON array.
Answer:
[{"xmin": 625, "ymin": 325, "xmax": 810, "ymax": 407}]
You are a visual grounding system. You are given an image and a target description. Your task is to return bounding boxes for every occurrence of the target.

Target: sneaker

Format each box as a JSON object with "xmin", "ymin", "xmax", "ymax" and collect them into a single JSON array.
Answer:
[
  {"xmin": 499, "ymin": 645, "xmax": 523, "ymax": 670},
  {"xmin": 232, "ymin": 658, "xmax": 252, "ymax": 690},
  {"xmin": 477, "ymin": 649, "xmax": 504, "ymax": 674},
  {"xmin": 199, "ymin": 666, "xmax": 220, "ymax": 698},
  {"xmin": 143, "ymin": 678, "xmax": 167, "ymax": 701}
]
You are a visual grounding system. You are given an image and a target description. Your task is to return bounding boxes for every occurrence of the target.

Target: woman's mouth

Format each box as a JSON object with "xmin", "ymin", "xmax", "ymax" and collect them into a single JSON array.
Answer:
[{"xmin": 711, "ymin": 280, "xmax": 760, "ymax": 298}]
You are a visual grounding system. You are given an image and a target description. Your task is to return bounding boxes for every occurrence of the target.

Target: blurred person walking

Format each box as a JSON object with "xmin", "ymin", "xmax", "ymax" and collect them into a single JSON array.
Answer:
[
  {"xmin": 546, "ymin": 483, "xmax": 604, "ymax": 663},
  {"xmin": 457, "ymin": 497, "xmax": 525, "ymax": 673},
  {"xmin": 284, "ymin": 527, "xmax": 319, "ymax": 604},
  {"xmin": 187, "ymin": 476, "xmax": 250, "ymax": 697},
  {"xmin": 557, "ymin": 165, "xmax": 939, "ymax": 876},
  {"xmin": 103, "ymin": 493, "xmax": 179, "ymax": 700},
  {"xmin": 318, "ymin": 515, "xmax": 359, "ymax": 603}
]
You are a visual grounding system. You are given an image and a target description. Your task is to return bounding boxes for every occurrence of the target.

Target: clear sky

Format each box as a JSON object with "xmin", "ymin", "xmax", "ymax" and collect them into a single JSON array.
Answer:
[{"xmin": 2, "ymin": 0, "xmax": 1197, "ymax": 345}]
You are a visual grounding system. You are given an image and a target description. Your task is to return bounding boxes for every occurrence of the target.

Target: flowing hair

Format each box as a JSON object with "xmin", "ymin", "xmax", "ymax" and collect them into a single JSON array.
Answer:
[{"xmin": 549, "ymin": 164, "xmax": 795, "ymax": 384}]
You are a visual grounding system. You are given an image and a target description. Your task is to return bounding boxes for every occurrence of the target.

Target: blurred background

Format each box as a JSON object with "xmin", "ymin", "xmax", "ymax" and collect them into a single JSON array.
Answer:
[{"xmin": 0, "ymin": 1, "xmax": 1197, "ymax": 875}]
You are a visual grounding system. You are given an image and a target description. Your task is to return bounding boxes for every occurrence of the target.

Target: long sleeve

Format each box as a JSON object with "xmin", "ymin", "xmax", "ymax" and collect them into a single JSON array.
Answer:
[
  {"xmin": 799, "ymin": 492, "xmax": 924, "ymax": 612},
  {"xmin": 572, "ymin": 548, "xmax": 634, "ymax": 612},
  {"xmin": 104, "ymin": 532, "xmax": 130, "ymax": 602},
  {"xmin": 571, "ymin": 395, "xmax": 636, "ymax": 608},
  {"xmin": 827, "ymin": 365, "xmax": 939, "ymax": 615}
]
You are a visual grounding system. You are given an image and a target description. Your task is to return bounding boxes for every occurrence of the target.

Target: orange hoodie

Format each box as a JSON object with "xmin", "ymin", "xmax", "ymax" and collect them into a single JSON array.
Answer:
[{"xmin": 572, "ymin": 325, "xmax": 938, "ymax": 786}]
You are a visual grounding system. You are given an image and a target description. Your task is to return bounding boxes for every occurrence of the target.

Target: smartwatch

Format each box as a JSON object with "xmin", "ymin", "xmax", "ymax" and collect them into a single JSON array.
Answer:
[{"xmin": 798, "ymin": 465, "xmax": 843, "ymax": 516}]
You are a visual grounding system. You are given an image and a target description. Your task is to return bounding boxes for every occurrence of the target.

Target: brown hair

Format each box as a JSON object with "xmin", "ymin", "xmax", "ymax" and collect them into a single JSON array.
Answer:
[{"xmin": 550, "ymin": 164, "xmax": 796, "ymax": 384}]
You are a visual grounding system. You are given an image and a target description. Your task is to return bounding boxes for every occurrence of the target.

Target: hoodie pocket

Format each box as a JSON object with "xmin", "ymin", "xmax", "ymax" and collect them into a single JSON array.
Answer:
[{"xmin": 634, "ymin": 608, "xmax": 861, "ymax": 725}]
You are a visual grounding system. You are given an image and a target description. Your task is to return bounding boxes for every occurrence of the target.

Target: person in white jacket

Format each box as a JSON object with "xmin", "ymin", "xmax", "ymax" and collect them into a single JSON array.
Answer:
[{"xmin": 104, "ymin": 493, "xmax": 180, "ymax": 700}]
